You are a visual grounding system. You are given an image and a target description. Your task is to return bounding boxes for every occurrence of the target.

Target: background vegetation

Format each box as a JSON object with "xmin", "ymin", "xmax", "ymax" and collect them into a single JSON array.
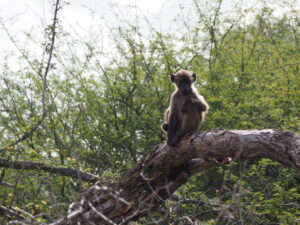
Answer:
[{"xmin": 0, "ymin": 0, "xmax": 299, "ymax": 224}]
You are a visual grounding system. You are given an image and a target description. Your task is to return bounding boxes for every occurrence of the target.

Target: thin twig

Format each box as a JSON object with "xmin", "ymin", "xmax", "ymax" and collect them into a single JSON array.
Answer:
[{"xmin": 0, "ymin": 0, "xmax": 61, "ymax": 152}]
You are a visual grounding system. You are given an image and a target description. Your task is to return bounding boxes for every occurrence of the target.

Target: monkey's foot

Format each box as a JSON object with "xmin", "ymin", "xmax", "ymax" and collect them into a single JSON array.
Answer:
[{"xmin": 161, "ymin": 123, "xmax": 168, "ymax": 132}]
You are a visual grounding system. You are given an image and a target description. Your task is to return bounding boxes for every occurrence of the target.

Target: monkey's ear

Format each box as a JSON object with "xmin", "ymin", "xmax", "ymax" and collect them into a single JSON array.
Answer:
[
  {"xmin": 192, "ymin": 73, "xmax": 196, "ymax": 82},
  {"xmin": 170, "ymin": 74, "xmax": 176, "ymax": 83}
]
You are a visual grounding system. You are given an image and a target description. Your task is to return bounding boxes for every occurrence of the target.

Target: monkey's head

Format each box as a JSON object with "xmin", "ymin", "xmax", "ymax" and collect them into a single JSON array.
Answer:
[{"xmin": 171, "ymin": 70, "xmax": 196, "ymax": 95}]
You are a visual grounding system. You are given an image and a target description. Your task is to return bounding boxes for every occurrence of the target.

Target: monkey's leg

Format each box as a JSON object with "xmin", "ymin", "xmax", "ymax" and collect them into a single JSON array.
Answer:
[
  {"xmin": 173, "ymin": 110, "xmax": 200, "ymax": 143},
  {"xmin": 167, "ymin": 113, "xmax": 179, "ymax": 147},
  {"xmin": 172, "ymin": 121, "xmax": 191, "ymax": 143}
]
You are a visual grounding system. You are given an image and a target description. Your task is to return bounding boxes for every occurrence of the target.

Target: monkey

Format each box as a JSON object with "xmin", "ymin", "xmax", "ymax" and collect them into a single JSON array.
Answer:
[{"xmin": 162, "ymin": 70, "xmax": 209, "ymax": 147}]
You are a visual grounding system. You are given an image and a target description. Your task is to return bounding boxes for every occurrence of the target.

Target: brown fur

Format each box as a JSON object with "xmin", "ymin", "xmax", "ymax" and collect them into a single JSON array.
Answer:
[{"xmin": 162, "ymin": 70, "xmax": 209, "ymax": 147}]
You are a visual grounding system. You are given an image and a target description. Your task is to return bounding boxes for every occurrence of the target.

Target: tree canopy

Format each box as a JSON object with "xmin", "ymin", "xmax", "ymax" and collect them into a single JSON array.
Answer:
[{"xmin": 0, "ymin": 0, "xmax": 299, "ymax": 224}]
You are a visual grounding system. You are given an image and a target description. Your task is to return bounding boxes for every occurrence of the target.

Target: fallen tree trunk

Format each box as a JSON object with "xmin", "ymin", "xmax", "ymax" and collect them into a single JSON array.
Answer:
[{"xmin": 51, "ymin": 129, "xmax": 300, "ymax": 225}]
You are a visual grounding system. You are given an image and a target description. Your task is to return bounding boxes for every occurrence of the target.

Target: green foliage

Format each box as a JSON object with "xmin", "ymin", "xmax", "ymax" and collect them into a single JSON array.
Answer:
[{"xmin": 0, "ymin": 0, "xmax": 299, "ymax": 224}]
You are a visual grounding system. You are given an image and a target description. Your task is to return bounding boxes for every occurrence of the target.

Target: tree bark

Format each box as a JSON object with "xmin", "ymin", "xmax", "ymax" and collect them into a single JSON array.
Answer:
[{"xmin": 50, "ymin": 129, "xmax": 300, "ymax": 225}]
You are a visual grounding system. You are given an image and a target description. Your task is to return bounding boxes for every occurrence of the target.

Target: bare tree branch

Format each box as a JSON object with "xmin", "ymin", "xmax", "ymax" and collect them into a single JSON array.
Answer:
[
  {"xmin": 0, "ymin": 0, "xmax": 61, "ymax": 152},
  {"xmin": 50, "ymin": 129, "xmax": 300, "ymax": 225},
  {"xmin": 0, "ymin": 159, "xmax": 99, "ymax": 182}
]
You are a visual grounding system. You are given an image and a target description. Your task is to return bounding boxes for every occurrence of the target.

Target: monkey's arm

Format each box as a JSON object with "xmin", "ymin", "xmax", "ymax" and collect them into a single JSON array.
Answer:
[
  {"xmin": 191, "ymin": 98, "xmax": 207, "ymax": 112},
  {"xmin": 181, "ymin": 98, "xmax": 207, "ymax": 113}
]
